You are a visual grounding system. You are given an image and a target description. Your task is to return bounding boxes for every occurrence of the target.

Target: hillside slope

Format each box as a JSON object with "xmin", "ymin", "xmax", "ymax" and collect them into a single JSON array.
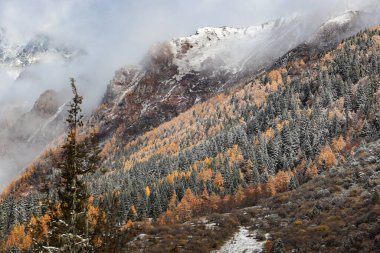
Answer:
[
  {"xmin": 123, "ymin": 138, "xmax": 380, "ymax": 253},
  {"xmin": 1, "ymin": 17, "xmax": 380, "ymax": 253},
  {"xmin": 89, "ymin": 10, "xmax": 372, "ymax": 143},
  {"xmin": 0, "ymin": 10, "xmax": 373, "ymax": 195}
]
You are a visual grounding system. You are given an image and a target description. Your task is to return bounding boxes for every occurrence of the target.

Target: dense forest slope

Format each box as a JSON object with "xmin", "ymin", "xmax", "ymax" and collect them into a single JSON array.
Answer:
[
  {"xmin": 1, "ymin": 23, "xmax": 380, "ymax": 253},
  {"xmin": 123, "ymin": 138, "xmax": 380, "ymax": 253}
]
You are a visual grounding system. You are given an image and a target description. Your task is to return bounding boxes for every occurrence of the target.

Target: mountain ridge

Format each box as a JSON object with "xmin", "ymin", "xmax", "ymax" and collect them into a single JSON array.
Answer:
[
  {"xmin": 0, "ymin": 30, "xmax": 80, "ymax": 79},
  {"xmin": 1, "ymin": 9, "xmax": 376, "ymax": 200}
]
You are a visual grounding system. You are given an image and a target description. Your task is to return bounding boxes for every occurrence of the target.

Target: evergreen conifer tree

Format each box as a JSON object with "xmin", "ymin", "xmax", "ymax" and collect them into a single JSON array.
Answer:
[{"xmin": 46, "ymin": 78, "xmax": 101, "ymax": 252}]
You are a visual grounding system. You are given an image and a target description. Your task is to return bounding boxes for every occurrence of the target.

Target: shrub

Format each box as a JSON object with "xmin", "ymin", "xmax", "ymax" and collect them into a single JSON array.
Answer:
[{"xmin": 318, "ymin": 225, "xmax": 330, "ymax": 232}]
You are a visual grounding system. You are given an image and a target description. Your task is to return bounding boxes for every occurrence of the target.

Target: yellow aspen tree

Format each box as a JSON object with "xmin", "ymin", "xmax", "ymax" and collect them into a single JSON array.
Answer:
[
  {"xmin": 236, "ymin": 188, "xmax": 246, "ymax": 205},
  {"xmin": 168, "ymin": 191, "xmax": 177, "ymax": 211},
  {"xmin": 131, "ymin": 205, "xmax": 137, "ymax": 217},
  {"xmin": 167, "ymin": 174, "xmax": 175, "ymax": 185},
  {"xmin": 201, "ymin": 187, "xmax": 210, "ymax": 200}
]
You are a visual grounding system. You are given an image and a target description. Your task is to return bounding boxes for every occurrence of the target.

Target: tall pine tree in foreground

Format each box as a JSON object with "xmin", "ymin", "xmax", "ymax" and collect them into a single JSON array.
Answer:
[{"xmin": 45, "ymin": 78, "xmax": 101, "ymax": 253}]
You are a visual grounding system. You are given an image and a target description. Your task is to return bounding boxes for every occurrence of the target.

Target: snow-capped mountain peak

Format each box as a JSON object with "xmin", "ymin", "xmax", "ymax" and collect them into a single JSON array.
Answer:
[
  {"xmin": 159, "ymin": 16, "xmax": 308, "ymax": 80},
  {"xmin": 0, "ymin": 29, "xmax": 80, "ymax": 79},
  {"xmin": 144, "ymin": 11, "xmax": 369, "ymax": 83}
]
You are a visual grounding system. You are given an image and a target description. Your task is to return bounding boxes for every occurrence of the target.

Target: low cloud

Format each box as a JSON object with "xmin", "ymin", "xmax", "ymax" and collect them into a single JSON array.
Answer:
[{"xmin": 1, "ymin": 0, "xmax": 379, "ymax": 106}]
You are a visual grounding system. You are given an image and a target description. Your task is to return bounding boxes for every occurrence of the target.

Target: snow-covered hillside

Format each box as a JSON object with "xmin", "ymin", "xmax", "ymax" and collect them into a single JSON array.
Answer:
[
  {"xmin": 160, "ymin": 16, "xmax": 307, "ymax": 81},
  {"xmin": 169, "ymin": 25, "xmax": 275, "ymax": 77},
  {"xmin": 154, "ymin": 10, "xmax": 370, "ymax": 83}
]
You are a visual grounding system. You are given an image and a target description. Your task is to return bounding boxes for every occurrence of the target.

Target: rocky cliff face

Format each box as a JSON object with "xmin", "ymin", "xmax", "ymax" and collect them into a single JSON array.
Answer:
[
  {"xmin": 0, "ymin": 89, "xmax": 66, "ymax": 190},
  {"xmin": 13, "ymin": 89, "xmax": 66, "ymax": 143},
  {"xmin": 31, "ymin": 90, "xmax": 63, "ymax": 117},
  {"xmin": 94, "ymin": 43, "xmax": 233, "ymax": 140}
]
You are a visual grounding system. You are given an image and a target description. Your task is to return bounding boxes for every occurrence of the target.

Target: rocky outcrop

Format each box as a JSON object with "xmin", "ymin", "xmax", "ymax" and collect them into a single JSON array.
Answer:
[
  {"xmin": 93, "ymin": 40, "xmax": 234, "ymax": 141},
  {"xmin": 10, "ymin": 89, "xmax": 66, "ymax": 142},
  {"xmin": 0, "ymin": 89, "xmax": 67, "ymax": 189},
  {"xmin": 31, "ymin": 89, "xmax": 62, "ymax": 117}
]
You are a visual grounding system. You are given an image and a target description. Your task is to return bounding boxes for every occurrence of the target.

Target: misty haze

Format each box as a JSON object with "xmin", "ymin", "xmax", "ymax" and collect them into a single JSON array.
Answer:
[{"xmin": 0, "ymin": 0, "xmax": 380, "ymax": 252}]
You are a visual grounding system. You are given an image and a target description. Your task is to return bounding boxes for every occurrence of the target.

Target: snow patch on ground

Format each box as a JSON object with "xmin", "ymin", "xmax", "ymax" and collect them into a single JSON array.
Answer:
[
  {"xmin": 140, "ymin": 102, "xmax": 150, "ymax": 115},
  {"xmin": 214, "ymin": 227, "xmax": 267, "ymax": 253},
  {"xmin": 205, "ymin": 222, "xmax": 217, "ymax": 230}
]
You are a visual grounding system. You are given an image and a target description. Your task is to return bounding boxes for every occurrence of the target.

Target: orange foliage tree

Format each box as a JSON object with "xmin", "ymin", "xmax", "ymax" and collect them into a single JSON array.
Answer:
[
  {"xmin": 318, "ymin": 146, "xmax": 337, "ymax": 169},
  {"xmin": 214, "ymin": 171, "xmax": 225, "ymax": 189},
  {"xmin": 176, "ymin": 188, "xmax": 202, "ymax": 222},
  {"xmin": 332, "ymin": 135, "xmax": 346, "ymax": 153},
  {"xmin": 274, "ymin": 170, "xmax": 291, "ymax": 193},
  {"xmin": 158, "ymin": 191, "xmax": 178, "ymax": 225},
  {"xmin": 166, "ymin": 174, "xmax": 175, "ymax": 185},
  {"xmin": 266, "ymin": 176, "xmax": 277, "ymax": 196},
  {"xmin": 306, "ymin": 163, "xmax": 318, "ymax": 178},
  {"xmin": 5, "ymin": 224, "xmax": 32, "ymax": 251}
]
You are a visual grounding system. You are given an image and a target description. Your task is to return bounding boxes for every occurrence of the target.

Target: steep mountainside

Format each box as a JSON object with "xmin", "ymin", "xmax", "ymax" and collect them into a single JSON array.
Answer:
[
  {"xmin": 0, "ymin": 11, "xmax": 372, "ymax": 190},
  {"xmin": 0, "ymin": 12, "xmax": 371, "ymax": 196},
  {"xmin": 93, "ymin": 10, "xmax": 371, "ymax": 142},
  {"xmin": 1, "ymin": 13, "xmax": 380, "ymax": 253},
  {"xmin": 84, "ymin": 25, "xmax": 380, "ymax": 226}
]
